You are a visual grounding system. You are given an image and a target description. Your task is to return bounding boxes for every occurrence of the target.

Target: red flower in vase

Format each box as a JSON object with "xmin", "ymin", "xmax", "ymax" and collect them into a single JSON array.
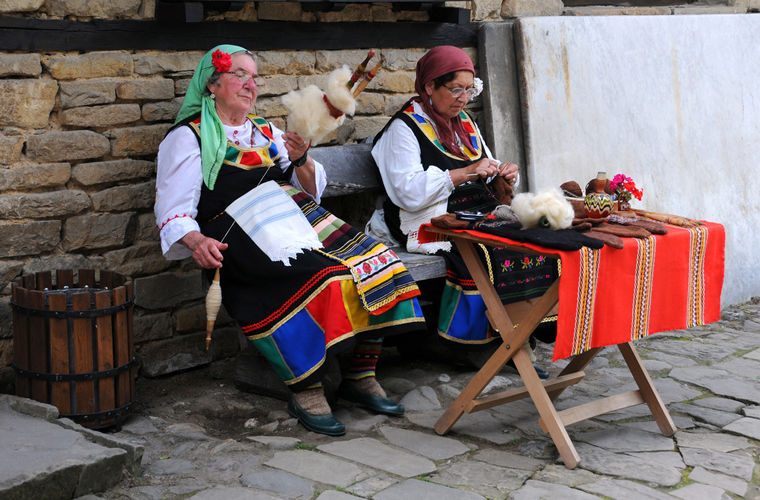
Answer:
[{"xmin": 610, "ymin": 174, "xmax": 643, "ymax": 203}]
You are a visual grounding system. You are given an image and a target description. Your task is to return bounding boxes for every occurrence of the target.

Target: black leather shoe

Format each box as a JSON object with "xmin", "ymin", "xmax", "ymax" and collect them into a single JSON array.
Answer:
[
  {"xmin": 338, "ymin": 382, "xmax": 405, "ymax": 417},
  {"xmin": 506, "ymin": 359, "xmax": 550, "ymax": 380},
  {"xmin": 533, "ymin": 364, "xmax": 550, "ymax": 380},
  {"xmin": 287, "ymin": 397, "xmax": 345, "ymax": 436}
]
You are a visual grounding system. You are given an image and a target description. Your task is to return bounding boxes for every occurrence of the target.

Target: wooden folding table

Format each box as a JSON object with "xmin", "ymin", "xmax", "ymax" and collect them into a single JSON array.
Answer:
[{"xmin": 421, "ymin": 222, "xmax": 725, "ymax": 469}]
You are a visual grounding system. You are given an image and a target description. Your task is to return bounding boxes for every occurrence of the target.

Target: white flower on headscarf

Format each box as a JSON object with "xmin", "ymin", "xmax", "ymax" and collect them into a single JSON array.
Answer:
[{"xmin": 472, "ymin": 77, "xmax": 484, "ymax": 98}]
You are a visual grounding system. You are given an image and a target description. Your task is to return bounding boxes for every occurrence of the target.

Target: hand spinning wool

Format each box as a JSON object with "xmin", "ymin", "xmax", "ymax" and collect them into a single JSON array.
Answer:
[{"xmin": 282, "ymin": 50, "xmax": 384, "ymax": 145}]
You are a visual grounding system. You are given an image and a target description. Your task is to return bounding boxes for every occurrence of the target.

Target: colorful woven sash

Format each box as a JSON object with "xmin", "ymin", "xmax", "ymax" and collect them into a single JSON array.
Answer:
[
  {"xmin": 189, "ymin": 114, "xmax": 280, "ymax": 170},
  {"xmin": 402, "ymin": 105, "xmax": 482, "ymax": 160},
  {"xmin": 289, "ymin": 187, "xmax": 420, "ymax": 315}
]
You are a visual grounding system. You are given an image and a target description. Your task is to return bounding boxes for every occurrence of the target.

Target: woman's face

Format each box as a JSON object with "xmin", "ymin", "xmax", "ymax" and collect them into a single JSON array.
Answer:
[
  {"xmin": 425, "ymin": 70, "xmax": 474, "ymax": 120},
  {"xmin": 207, "ymin": 52, "xmax": 258, "ymax": 120}
]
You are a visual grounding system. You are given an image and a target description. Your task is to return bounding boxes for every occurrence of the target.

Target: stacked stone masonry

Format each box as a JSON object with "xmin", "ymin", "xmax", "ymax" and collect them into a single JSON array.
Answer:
[{"xmin": 0, "ymin": 0, "xmax": 757, "ymax": 391}]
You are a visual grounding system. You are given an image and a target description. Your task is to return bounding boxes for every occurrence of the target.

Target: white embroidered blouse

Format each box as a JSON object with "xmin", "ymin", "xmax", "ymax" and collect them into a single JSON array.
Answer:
[
  {"xmin": 371, "ymin": 101, "xmax": 518, "ymax": 212},
  {"xmin": 155, "ymin": 120, "xmax": 327, "ymax": 260}
]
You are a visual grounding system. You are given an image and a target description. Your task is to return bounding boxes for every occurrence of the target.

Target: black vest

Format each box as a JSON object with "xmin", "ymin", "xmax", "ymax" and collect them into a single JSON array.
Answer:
[{"xmin": 376, "ymin": 106, "xmax": 494, "ymax": 244}]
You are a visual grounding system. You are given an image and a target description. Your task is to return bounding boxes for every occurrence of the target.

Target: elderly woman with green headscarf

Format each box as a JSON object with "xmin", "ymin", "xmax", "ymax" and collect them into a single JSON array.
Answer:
[{"xmin": 155, "ymin": 45, "xmax": 426, "ymax": 436}]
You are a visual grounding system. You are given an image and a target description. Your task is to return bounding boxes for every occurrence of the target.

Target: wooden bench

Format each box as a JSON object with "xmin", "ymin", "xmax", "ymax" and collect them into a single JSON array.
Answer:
[{"xmin": 233, "ymin": 142, "xmax": 446, "ymax": 400}]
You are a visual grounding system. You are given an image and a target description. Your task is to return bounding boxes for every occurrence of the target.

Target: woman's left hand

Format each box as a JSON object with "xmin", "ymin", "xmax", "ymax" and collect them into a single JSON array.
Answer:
[
  {"xmin": 283, "ymin": 131, "xmax": 311, "ymax": 163},
  {"xmin": 497, "ymin": 161, "xmax": 519, "ymax": 185}
]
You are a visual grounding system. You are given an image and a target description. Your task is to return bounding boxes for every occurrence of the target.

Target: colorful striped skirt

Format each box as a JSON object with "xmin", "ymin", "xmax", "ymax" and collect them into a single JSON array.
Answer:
[{"xmin": 202, "ymin": 186, "xmax": 425, "ymax": 390}]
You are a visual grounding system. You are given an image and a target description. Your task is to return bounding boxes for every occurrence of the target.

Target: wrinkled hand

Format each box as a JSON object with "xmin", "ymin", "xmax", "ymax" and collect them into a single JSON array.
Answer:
[
  {"xmin": 182, "ymin": 231, "xmax": 228, "ymax": 269},
  {"xmin": 467, "ymin": 158, "xmax": 501, "ymax": 179},
  {"xmin": 282, "ymin": 131, "xmax": 311, "ymax": 162},
  {"xmin": 497, "ymin": 162, "xmax": 519, "ymax": 185}
]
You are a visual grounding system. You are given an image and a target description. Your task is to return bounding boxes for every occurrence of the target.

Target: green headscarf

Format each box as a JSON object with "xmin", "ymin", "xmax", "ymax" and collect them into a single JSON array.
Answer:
[{"xmin": 175, "ymin": 44, "xmax": 250, "ymax": 190}]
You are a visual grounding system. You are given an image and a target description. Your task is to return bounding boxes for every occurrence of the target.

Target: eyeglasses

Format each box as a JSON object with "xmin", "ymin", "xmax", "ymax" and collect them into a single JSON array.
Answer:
[
  {"xmin": 223, "ymin": 70, "xmax": 261, "ymax": 87},
  {"xmin": 443, "ymin": 85, "xmax": 479, "ymax": 101}
]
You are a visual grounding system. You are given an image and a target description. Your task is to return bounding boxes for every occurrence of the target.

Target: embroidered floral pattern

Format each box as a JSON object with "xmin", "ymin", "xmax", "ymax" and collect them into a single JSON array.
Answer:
[
  {"xmin": 496, "ymin": 255, "xmax": 549, "ymax": 271},
  {"xmin": 211, "ymin": 49, "xmax": 232, "ymax": 73},
  {"xmin": 353, "ymin": 249, "xmax": 400, "ymax": 280}
]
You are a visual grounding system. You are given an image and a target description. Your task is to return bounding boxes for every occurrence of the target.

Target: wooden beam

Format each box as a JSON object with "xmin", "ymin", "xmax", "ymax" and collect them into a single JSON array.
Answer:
[
  {"xmin": 0, "ymin": 17, "xmax": 478, "ymax": 51},
  {"xmin": 539, "ymin": 390, "xmax": 645, "ymax": 431},
  {"xmin": 467, "ymin": 370, "xmax": 586, "ymax": 412}
]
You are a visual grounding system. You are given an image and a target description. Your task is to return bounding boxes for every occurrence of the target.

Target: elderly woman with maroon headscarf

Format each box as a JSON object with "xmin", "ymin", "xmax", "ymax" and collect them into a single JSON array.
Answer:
[{"xmin": 372, "ymin": 46, "xmax": 557, "ymax": 376}]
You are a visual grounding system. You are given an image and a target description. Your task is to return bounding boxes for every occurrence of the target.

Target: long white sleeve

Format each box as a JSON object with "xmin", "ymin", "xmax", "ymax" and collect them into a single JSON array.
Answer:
[
  {"xmin": 372, "ymin": 118, "xmax": 455, "ymax": 212},
  {"xmin": 155, "ymin": 126, "xmax": 202, "ymax": 260}
]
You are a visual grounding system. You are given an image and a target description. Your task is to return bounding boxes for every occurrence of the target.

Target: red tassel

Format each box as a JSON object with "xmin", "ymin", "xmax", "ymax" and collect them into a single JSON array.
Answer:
[{"xmin": 322, "ymin": 94, "xmax": 345, "ymax": 119}]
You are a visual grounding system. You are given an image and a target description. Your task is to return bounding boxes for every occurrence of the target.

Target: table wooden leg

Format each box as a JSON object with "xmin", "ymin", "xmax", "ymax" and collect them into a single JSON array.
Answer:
[
  {"xmin": 547, "ymin": 347, "xmax": 604, "ymax": 401},
  {"xmin": 421, "ymin": 227, "xmax": 686, "ymax": 470},
  {"xmin": 434, "ymin": 342, "xmax": 515, "ymax": 435},
  {"xmin": 618, "ymin": 342, "xmax": 677, "ymax": 436},
  {"xmin": 512, "ymin": 347, "xmax": 580, "ymax": 469}
]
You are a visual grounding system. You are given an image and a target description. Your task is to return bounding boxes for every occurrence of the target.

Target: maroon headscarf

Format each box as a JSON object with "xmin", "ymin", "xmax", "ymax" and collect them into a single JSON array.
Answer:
[{"xmin": 413, "ymin": 46, "xmax": 476, "ymax": 160}]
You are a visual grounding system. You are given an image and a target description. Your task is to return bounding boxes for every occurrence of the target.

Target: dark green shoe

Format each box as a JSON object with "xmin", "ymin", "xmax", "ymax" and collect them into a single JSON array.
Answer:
[
  {"xmin": 338, "ymin": 382, "xmax": 405, "ymax": 417},
  {"xmin": 287, "ymin": 397, "xmax": 346, "ymax": 436}
]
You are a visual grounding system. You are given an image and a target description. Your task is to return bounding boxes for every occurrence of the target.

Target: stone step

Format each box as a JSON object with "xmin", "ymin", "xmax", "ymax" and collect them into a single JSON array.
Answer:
[{"xmin": 0, "ymin": 395, "xmax": 143, "ymax": 500}]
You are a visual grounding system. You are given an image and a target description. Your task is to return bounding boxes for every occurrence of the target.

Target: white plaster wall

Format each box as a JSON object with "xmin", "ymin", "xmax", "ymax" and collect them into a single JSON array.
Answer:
[{"xmin": 516, "ymin": 14, "xmax": 760, "ymax": 307}]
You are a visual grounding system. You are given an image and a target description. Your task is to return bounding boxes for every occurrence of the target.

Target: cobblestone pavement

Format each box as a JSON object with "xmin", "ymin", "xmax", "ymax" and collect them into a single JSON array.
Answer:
[{"xmin": 27, "ymin": 301, "xmax": 760, "ymax": 499}]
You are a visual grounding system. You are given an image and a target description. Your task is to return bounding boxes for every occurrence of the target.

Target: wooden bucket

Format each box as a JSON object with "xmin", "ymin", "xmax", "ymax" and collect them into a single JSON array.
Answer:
[{"xmin": 11, "ymin": 269, "xmax": 135, "ymax": 429}]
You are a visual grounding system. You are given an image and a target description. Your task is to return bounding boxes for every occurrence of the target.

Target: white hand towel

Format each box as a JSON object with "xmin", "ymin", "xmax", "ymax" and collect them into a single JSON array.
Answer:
[{"xmin": 225, "ymin": 181, "xmax": 322, "ymax": 266}]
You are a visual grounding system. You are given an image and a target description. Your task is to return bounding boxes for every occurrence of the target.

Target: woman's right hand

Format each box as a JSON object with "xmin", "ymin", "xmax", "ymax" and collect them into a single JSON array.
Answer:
[
  {"xmin": 467, "ymin": 158, "xmax": 503, "ymax": 178},
  {"xmin": 450, "ymin": 158, "xmax": 502, "ymax": 186},
  {"xmin": 181, "ymin": 231, "xmax": 228, "ymax": 269}
]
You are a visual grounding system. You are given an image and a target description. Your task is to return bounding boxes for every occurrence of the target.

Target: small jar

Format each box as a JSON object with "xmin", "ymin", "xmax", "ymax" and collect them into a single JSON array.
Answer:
[{"xmin": 584, "ymin": 172, "xmax": 615, "ymax": 218}]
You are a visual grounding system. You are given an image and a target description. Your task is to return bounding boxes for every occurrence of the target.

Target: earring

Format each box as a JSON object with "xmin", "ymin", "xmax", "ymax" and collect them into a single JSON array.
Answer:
[{"xmin": 210, "ymin": 93, "xmax": 215, "ymax": 100}]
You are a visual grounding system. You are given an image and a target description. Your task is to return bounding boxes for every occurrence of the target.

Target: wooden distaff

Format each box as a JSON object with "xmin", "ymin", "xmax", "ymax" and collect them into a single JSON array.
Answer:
[
  {"xmin": 352, "ymin": 56, "xmax": 385, "ymax": 97},
  {"xmin": 633, "ymin": 209, "xmax": 702, "ymax": 227},
  {"xmin": 205, "ymin": 268, "xmax": 222, "ymax": 351},
  {"xmin": 347, "ymin": 50, "xmax": 375, "ymax": 89}
]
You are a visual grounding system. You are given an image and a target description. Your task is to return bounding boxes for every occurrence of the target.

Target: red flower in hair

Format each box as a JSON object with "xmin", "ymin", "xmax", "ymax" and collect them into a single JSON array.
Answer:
[{"xmin": 211, "ymin": 49, "xmax": 232, "ymax": 73}]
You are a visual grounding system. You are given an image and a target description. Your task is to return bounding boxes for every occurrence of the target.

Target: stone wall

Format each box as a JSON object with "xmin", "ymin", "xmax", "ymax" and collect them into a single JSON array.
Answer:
[{"xmin": 1, "ymin": 0, "xmax": 758, "ymax": 391}]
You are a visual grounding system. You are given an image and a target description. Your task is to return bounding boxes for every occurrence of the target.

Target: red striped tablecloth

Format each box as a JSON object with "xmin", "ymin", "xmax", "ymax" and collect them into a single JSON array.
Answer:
[{"xmin": 419, "ymin": 221, "xmax": 725, "ymax": 361}]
